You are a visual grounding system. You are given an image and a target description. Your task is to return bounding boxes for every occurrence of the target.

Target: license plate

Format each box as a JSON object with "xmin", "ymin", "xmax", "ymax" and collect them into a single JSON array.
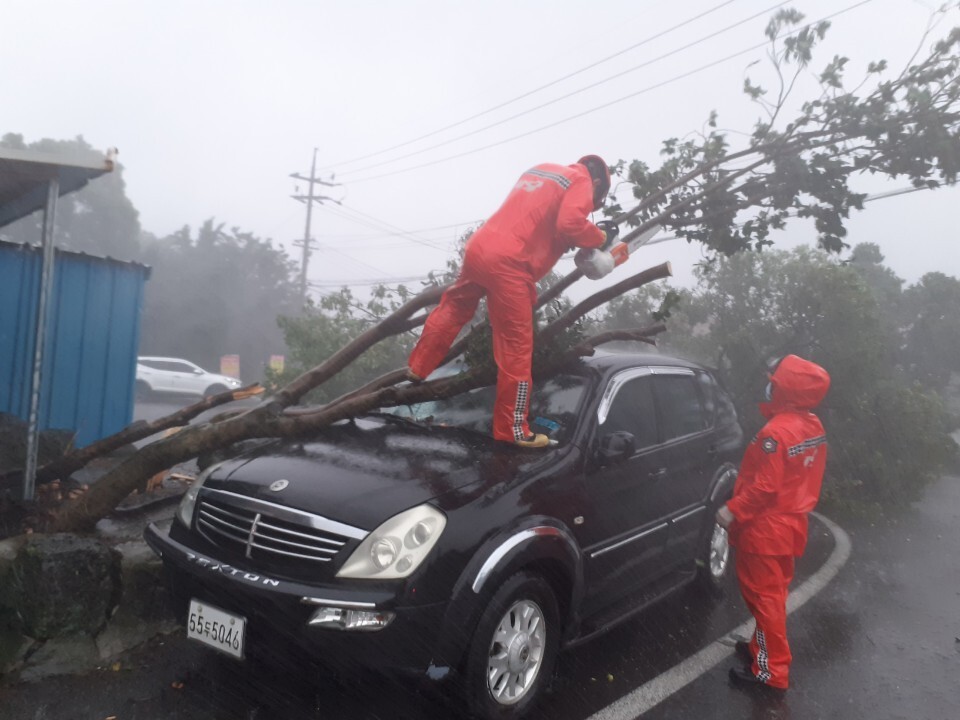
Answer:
[{"xmin": 187, "ymin": 598, "xmax": 246, "ymax": 659}]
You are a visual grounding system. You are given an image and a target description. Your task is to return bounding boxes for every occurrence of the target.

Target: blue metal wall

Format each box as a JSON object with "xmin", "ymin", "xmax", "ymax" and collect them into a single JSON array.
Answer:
[{"xmin": 0, "ymin": 241, "xmax": 150, "ymax": 447}]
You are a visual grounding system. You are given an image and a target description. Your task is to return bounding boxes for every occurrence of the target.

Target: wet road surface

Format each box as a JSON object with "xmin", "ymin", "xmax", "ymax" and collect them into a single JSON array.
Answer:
[
  {"xmin": 0, "ymin": 520, "xmax": 832, "ymax": 719},
  {"xmin": 2, "ymin": 398, "xmax": 956, "ymax": 719},
  {"xmin": 640, "ymin": 471, "xmax": 960, "ymax": 720}
]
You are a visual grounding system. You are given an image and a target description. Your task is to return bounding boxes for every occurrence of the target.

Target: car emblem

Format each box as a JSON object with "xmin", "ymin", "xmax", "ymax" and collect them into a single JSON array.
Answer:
[{"xmin": 269, "ymin": 479, "xmax": 290, "ymax": 492}]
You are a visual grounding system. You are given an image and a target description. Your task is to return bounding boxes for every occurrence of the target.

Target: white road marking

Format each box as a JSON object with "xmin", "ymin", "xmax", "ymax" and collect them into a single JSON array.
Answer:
[{"xmin": 587, "ymin": 512, "xmax": 852, "ymax": 720}]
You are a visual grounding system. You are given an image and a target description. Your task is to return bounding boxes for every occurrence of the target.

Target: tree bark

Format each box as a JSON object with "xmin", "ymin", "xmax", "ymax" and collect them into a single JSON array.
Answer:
[
  {"xmin": 44, "ymin": 255, "xmax": 673, "ymax": 535},
  {"xmin": 33, "ymin": 385, "xmax": 264, "ymax": 486}
]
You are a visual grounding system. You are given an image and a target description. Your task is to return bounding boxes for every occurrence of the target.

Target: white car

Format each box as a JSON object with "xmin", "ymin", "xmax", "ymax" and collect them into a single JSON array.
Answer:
[{"xmin": 136, "ymin": 356, "xmax": 242, "ymax": 399}]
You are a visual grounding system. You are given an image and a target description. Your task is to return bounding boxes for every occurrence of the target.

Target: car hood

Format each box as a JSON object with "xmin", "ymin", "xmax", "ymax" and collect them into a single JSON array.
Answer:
[{"xmin": 203, "ymin": 417, "xmax": 527, "ymax": 530}]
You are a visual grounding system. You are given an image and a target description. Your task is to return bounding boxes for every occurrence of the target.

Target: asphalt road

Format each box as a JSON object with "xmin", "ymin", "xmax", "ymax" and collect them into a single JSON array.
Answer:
[
  {"xmin": 3, "ymin": 479, "xmax": 957, "ymax": 720},
  {"xmin": 2, "ymin": 399, "xmax": 957, "ymax": 720}
]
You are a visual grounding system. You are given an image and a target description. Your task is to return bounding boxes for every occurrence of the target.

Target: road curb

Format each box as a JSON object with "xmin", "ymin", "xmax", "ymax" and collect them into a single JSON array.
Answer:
[{"xmin": 0, "ymin": 521, "xmax": 179, "ymax": 683}]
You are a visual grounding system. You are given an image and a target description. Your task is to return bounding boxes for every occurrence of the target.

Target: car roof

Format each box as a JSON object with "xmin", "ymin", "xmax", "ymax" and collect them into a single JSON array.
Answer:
[
  {"xmin": 578, "ymin": 349, "xmax": 707, "ymax": 374},
  {"xmin": 137, "ymin": 356, "xmax": 197, "ymax": 364}
]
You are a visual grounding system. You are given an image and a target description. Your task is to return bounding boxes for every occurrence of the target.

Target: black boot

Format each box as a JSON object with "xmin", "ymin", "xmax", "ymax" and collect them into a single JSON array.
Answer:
[
  {"xmin": 735, "ymin": 640, "xmax": 753, "ymax": 665},
  {"xmin": 728, "ymin": 666, "xmax": 786, "ymax": 695}
]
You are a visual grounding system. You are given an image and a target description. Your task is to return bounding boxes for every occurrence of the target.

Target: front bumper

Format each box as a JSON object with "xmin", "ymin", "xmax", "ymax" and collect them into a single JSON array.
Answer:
[{"xmin": 144, "ymin": 522, "xmax": 451, "ymax": 675}]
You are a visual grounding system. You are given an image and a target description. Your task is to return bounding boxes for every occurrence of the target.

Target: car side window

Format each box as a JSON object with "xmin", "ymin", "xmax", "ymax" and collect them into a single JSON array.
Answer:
[
  {"xmin": 600, "ymin": 376, "xmax": 658, "ymax": 450},
  {"xmin": 694, "ymin": 371, "xmax": 717, "ymax": 427},
  {"xmin": 655, "ymin": 375, "xmax": 707, "ymax": 440},
  {"xmin": 169, "ymin": 362, "xmax": 194, "ymax": 373}
]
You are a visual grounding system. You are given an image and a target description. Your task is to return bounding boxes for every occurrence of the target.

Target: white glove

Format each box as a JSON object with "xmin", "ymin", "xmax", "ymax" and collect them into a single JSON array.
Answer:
[
  {"xmin": 575, "ymin": 248, "xmax": 615, "ymax": 280},
  {"xmin": 716, "ymin": 505, "xmax": 735, "ymax": 529}
]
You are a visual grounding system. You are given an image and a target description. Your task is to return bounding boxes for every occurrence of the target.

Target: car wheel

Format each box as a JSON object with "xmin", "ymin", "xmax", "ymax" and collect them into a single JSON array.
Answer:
[
  {"xmin": 696, "ymin": 512, "xmax": 731, "ymax": 595},
  {"xmin": 464, "ymin": 571, "xmax": 560, "ymax": 720},
  {"xmin": 204, "ymin": 384, "xmax": 229, "ymax": 397},
  {"xmin": 135, "ymin": 380, "xmax": 151, "ymax": 401}
]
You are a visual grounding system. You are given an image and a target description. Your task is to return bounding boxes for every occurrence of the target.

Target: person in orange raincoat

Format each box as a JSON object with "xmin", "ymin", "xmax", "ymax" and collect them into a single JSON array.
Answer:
[
  {"xmin": 716, "ymin": 354, "xmax": 831, "ymax": 693},
  {"xmin": 407, "ymin": 156, "xmax": 618, "ymax": 448}
]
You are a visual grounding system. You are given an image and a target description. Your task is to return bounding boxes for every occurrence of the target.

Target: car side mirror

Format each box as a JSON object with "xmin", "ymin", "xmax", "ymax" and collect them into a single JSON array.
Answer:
[
  {"xmin": 598, "ymin": 431, "xmax": 635, "ymax": 465},
  {"xmin": 194, "ymin": 369, "xmax": 204, "ymax": 375}
]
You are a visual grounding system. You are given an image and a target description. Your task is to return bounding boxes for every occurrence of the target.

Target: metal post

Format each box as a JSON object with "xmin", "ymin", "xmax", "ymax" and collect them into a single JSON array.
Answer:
[
  {"xmin": 23, "ymin": 175, "xmax": 59, "ymax": 500},
  {"xmin": 298, "ymin": 148, "xmax": 318, "ymax": 302}
]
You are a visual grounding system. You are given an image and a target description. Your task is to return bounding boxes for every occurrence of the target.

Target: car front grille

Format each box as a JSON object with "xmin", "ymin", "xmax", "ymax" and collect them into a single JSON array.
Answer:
[{"xmin": 195, "ymin": 488, "xmax": 367, "ymax": 579}]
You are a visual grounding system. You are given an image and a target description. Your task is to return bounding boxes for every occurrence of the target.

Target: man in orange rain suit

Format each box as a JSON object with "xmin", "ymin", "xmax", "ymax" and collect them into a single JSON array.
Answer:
[
  {"xmin": 716, "ymin": 354, "xmax": 831, "ymax": 693},
  {"xmin": 407, "ymin": 155, "xmax": 615, "ymax": 448}
]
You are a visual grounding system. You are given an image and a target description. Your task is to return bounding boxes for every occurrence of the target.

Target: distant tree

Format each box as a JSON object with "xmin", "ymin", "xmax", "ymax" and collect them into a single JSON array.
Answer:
[
  {"xmin": 845, "ymin": 243, "xmax": 904, "ymax": 318},
  {"xmin": 266, "ymin": 285, "xmax": 417, "ymax": 403},
  {"xmin": 139, "ymin": 220, "xmax": 299, "ymax": 381},
  {"xmin": 0, "ymin": 133, "xmax": 141, "ymax": 260},
  {"xmin": 901, "ymin": 272, "xmax": 960, "ymax": 391},
  {"xmin": 597, "ymin": 247, "xmax": 956, "ymax": 516}
]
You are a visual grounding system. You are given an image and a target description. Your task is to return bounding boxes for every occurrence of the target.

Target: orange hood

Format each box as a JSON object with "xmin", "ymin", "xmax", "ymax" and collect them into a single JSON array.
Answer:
[{"xmin": 759, "ymin": 354, "xmax": 830, "ymax": 418}]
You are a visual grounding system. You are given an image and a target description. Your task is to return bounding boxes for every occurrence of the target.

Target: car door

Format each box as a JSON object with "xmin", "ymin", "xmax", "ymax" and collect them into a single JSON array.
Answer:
[
  {"xmin": 142, "ymin": 360, "xmax": 174, "ymax": 393},
  {"xmin": 168, "ymin": 360, "xmax": 202, "ymax": 394},
  {"xmin": 651, "ymin": 368, "xmax": 717, "ymax": 569},
  {"xmin": 580, "ymin": 369, "xmax": 671, "ymax": 612}
]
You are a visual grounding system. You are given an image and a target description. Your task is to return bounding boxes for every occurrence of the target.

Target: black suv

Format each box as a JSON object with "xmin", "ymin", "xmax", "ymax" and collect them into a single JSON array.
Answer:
[{"xmin": 145, "ymin": 351, "xmax": 743, "ymax": 719}]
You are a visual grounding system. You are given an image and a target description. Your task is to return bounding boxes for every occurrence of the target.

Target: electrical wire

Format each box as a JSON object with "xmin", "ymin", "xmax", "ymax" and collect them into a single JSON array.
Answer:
[
  {"xmin": 318, "ymin": 202, "xmax": 453, "ymax": 252},
  {"xmin": 345, "ymin": 0, "xmax": 876, "ymax": 185},
  {"xmin": 336, "ymin": 0, "xmax": 791, "ymax": 178},
  {"xmin": 557, "ymin": 183, "xmax": 945, "ymax": 255},
  {"xmin": 317, "ymin": 0, "xmax": 743, "ymax": 172},
  {"xmin": 308, "ymin": 275, "xmax": 433, "ymax": 288},
  {"xmin": 311, "ymin": 183, "xmax": 949, "ymax": 288},
  {"xmin": 314, "ymin": 218, "xmax": 483, "ymax": 239}
]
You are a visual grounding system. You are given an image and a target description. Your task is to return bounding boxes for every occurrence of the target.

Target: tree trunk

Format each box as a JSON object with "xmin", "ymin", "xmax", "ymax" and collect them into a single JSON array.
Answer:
[{"xmin": 44, "ymin": 261, "xmax": 670, "ymax": 533}]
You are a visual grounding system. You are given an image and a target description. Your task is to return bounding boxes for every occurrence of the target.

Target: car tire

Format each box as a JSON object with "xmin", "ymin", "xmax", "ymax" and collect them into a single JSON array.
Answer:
[
  {"xmin": 463, "ymin": 571, "xmax": 560, "ymax": 720},
  {"xmin": 204, "ymin": 384, "xmax": 229, "ymax": 397},
  {"xmin": 695, "ymin": 516, "xmax": 731, "ymax": 596},
  {"xmin": 135, "ymin": 380, "xmax": 151, "ymax": 401}
]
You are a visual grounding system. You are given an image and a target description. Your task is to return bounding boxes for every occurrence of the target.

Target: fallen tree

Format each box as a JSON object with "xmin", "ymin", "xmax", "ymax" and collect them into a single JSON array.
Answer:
[{"xmin": 21, "ymin": 6, "xmax": 960, "ymax": 533}]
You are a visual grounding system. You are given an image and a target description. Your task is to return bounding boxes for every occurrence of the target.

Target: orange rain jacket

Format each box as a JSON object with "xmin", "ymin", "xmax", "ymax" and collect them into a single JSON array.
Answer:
[
  {"xmin": 727, "ymin": 354, "xmax": 831, "ymax": 556},
  {"xmin": 476, "ymin": 161, "xmax": 606, "ymax": 281}
]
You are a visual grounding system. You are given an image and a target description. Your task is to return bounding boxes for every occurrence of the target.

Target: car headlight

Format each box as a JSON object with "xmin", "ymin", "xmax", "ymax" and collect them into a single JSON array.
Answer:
[
  {"xmin": 176, "ymin": 462, "xmax": 222, "ymax": 529},
  {"xmin": 336, "ymin": 504, "xmax": 446, "ymax": 579}
]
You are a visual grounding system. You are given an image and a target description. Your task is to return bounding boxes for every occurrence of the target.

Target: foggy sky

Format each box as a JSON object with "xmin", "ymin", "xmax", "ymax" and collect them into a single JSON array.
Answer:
[{"xmin": 4, "ymin": 0, "xmax": 958, "ymax": 299}]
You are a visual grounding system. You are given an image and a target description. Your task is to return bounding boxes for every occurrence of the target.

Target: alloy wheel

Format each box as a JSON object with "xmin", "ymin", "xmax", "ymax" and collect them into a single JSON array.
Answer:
[
  {"xmin": 486, "ymin": 599, "xmax": 547, "ymax": 705},
  {"xmin": 709, "ymin": 523, "xmax": 730, "ymax": 579}
]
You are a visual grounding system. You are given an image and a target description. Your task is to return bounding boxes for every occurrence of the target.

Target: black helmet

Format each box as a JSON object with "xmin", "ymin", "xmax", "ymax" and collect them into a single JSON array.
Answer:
[{"xmin": 577, "ymin": 154, "xmax": 611, "ymax": 210}]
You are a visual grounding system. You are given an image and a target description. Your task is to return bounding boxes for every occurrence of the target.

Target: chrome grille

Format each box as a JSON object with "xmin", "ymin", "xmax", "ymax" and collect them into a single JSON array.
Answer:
[{"xmin": 196, "ymin": 488, "xmax": 366, "ymax": 569}]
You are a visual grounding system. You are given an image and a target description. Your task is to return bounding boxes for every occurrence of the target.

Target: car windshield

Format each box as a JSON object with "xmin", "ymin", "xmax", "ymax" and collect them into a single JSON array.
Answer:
[{"xmin": 382, "ymin": 373, "xmax": 590, "ymax": 444}]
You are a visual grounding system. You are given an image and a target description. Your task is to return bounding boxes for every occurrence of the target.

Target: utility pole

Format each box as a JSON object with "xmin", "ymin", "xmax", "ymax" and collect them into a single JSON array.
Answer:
[{"xmin": 291, "ymin": 148, "xmax": 339, "ymax": 303}]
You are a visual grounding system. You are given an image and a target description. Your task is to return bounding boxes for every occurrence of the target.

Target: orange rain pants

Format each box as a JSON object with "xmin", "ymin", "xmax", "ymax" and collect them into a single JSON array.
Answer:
[
  {"xmin": 736, "ymin": 551, "xmax": 795, "ymax": 689},
  {"xmin": 409, "ymin": 242, "xmax": 538, "ymax": 442}
]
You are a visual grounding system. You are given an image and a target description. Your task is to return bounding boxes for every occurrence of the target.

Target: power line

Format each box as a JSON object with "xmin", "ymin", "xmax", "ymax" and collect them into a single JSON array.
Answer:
[
  {"xmin": 345, "ymin": 0, "xmax": 876, "ymax": 185},
  {"xmin": 322, "ymin": 244, "xmax": 394, "ymax": 277},
  {"xmin": 314, "ymin": 218, "xmax": 483, "ymax": 239},
  {"xmin": 337, "ymin": 0, "xmax": 790, "ymax": 178},
  {"xmin": 313, "ymin": 185, "xmax": 944, "ymax": 288},
  {"xmin": 570, "ymin": 184, "xmax": 944, "ymax": 253},
  {"xmin": 308, "ymin": 275, "xmax": 433, "ymax": 288},
  {"xmin": 318, "ymin": 0, "xmax": 743, "ymax": 173},
  {"xmin": 318, "ymin": 202, "xmax": 454, "ymax": 252},
  {"xmin": 333, "ymin": 202, "xmax": 463, "ymax": 252}
]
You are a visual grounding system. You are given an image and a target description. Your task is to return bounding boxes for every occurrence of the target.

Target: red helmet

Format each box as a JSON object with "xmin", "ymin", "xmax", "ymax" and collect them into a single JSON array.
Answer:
[{"xmin": 578, "ymin": 154, "xmax": 611, "ymax": 210}]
